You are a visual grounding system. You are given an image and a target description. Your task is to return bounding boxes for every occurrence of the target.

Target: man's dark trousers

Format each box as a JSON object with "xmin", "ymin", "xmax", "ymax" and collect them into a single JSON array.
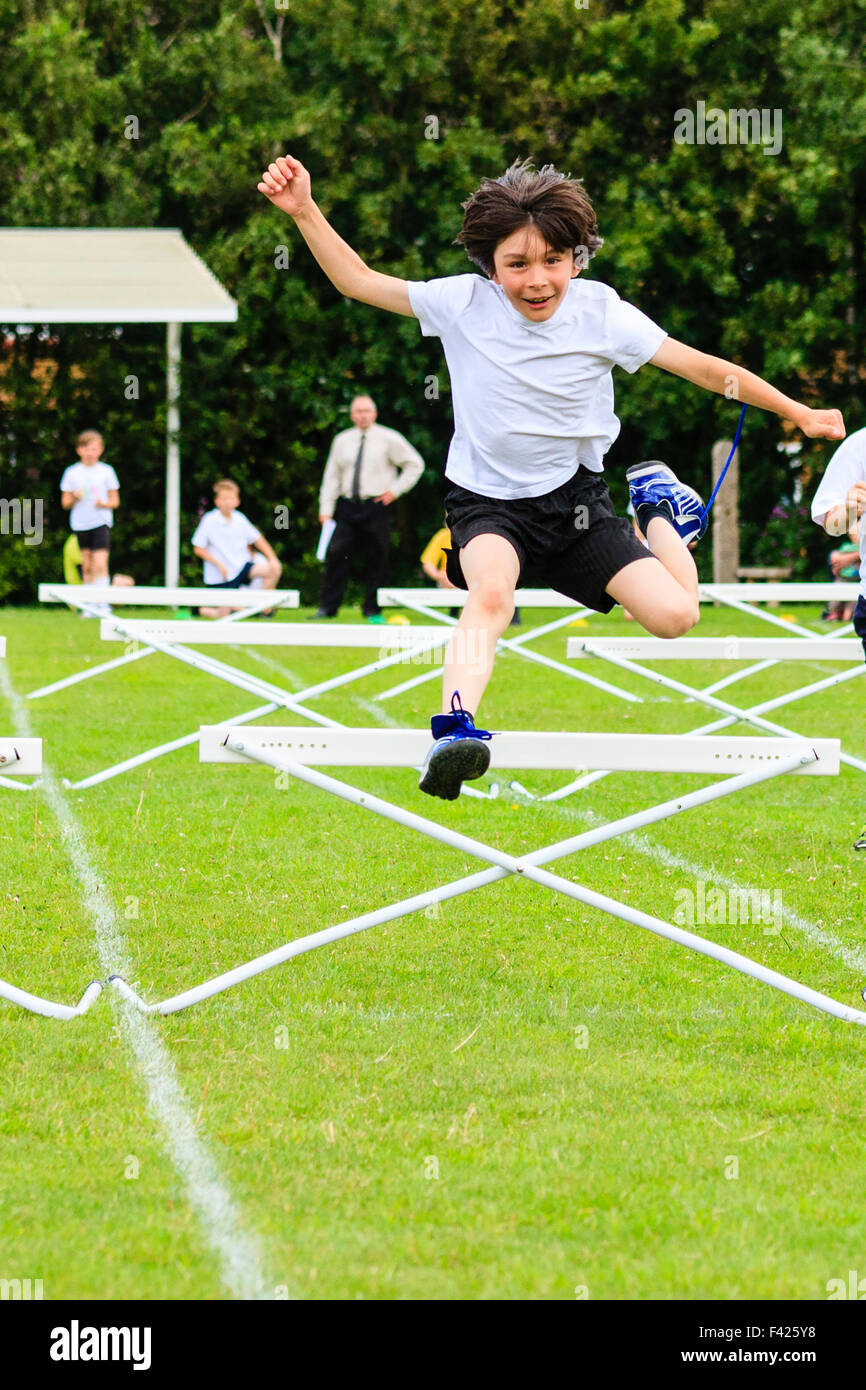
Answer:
[{"xmin": 319, "ymin": 497, "xmax": 391, "ymax": 616}]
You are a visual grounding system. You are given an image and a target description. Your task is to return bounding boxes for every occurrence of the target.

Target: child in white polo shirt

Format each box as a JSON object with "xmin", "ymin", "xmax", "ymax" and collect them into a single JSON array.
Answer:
[
  {"xmin": 258, "ymin": 153, "xmax": 845, "ymax": 799},
  {"xmin": 60, "ymin": 428, "xmax": 120, "ymax": 617},
  {"xmin": 192, "ymin": 479, "xmax": 282, "ymax": 618}
]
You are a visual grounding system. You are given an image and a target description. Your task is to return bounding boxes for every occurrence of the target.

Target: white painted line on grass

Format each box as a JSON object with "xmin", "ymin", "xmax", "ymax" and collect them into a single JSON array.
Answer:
[{"xmin": 0, "ymin": 661, "xmax": 277, "ymax": 1301}]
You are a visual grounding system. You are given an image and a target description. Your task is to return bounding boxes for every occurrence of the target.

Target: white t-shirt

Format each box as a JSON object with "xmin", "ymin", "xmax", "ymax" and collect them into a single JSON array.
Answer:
[
  {"xmin": 811, "ymin": 427, "xmax": 865, "ymax": 600},
  {"xmin": 60, "ymin": 461, "xmax": 120, "ymax": 530},
  {"xmin": 191, "ymin": 508, "xmax": 261, "ymax": 585},
  {"xmin": 407, "ymin": 274, "xmax": 667, "ymax": 498}
]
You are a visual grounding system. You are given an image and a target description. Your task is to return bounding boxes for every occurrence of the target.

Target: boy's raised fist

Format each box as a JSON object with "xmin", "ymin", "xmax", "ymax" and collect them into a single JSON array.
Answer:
[{"xmin": 257, "ymin": 154, "xmax": 312, "ymax": 217}]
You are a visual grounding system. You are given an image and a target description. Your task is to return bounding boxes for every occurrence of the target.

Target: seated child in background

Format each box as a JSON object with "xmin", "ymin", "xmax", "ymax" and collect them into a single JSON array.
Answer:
[{"xmin": 191, "ymin": 478, "xmax": 282, "ymax": 619}]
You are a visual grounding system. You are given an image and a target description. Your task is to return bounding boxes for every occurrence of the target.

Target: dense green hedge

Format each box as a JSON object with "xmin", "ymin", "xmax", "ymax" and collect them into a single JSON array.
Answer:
[{"xmin": 1, "ymin": 0, "xmax": 863, "ymax": 601}]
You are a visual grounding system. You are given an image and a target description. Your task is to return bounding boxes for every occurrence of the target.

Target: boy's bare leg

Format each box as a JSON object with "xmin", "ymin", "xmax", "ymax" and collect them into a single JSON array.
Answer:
[
  {"xmin": 605, "ymin": 518, "xmax": 699, "ymax": 637},
  {"xmin": 440, "ymin": 533, "xmax": 520, "ymax": 715}
]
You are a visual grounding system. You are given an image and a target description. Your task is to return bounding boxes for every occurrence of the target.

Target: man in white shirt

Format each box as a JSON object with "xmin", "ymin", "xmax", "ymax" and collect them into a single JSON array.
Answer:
[
  {"xmin": 258, "ymin": 152, "xmax": 844, "ymax": 799},
  {"xmin": 192, "ymin": 479, "xmax": 282, "ymax": 618},
  {"xmin": 315, "ymin": 395, "xmax": 424, "ymax": 620},
  {"xmin": 60, "ymin": 429, "xmax": 120, "ymax": 616}
]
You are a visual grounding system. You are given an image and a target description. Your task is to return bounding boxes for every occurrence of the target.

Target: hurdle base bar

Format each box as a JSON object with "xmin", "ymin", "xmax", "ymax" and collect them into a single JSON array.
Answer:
[{"xmin": 199, "ymin": 726, "xmax": 840, "ymax": 776}]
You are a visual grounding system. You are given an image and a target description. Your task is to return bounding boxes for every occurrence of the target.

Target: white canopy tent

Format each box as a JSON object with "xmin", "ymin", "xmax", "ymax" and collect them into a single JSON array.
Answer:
[{"xmin": 0, "ymin": 228, "xmax": 238, "ymax": 585}]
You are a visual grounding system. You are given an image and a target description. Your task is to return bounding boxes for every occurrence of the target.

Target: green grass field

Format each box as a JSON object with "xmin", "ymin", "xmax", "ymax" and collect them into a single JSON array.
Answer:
[{"xmin": 0, "ymin": 600, "xmax": 863, "ymax": 1301}]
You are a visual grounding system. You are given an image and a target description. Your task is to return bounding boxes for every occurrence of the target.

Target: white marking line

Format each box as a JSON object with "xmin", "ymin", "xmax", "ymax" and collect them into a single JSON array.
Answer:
[
  {"xmin": 0, "ymin": 662, "xmax": 276, "ymax": 1301},
  {"xmin": 518, "ymin": 794, "xmax": 866, "ymax": 975}
]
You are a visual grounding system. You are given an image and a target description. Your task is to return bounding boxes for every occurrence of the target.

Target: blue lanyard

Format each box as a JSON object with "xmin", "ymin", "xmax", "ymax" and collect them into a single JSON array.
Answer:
[{"xmin": 700, "ymin": 404, "xmax": 747, "ymax": 525}]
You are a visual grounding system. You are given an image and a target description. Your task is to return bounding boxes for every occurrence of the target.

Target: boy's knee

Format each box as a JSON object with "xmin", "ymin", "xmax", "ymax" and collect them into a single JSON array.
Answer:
[
  {"xmin": 473, "ymin": 581, "xmax": 515, "ymax": 622},
  {"xmin": 651, "ymin": 596, "xmax": 700, "ymax": 639}
]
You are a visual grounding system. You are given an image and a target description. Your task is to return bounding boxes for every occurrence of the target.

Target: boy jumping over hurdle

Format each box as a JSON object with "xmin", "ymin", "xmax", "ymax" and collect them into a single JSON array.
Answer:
[{"xmin": 258, "ymin": 154, "xmax": 845, "ymax": 799}]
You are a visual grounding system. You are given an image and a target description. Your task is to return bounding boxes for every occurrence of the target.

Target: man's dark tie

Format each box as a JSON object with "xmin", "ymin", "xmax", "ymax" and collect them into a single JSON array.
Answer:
[{"xmin": 350, "ymin": 433, "xmax": 366, "ymax": 501}]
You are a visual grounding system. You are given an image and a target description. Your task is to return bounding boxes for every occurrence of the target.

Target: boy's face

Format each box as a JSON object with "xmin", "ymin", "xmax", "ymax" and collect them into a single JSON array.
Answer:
[
  {"xmin": 76, "ymin": 438, "xmax": 103, "ymax": 465},
  {"xmin": 215, "ymin": 488, "xmax": 240, "ymax": 513},
  {"xmin": 491, "ymin": 227, "xmax": 579, "ymax": 322}
]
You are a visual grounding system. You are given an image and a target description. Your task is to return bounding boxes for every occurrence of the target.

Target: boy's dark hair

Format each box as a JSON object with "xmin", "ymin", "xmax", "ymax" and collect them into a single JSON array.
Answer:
[{"xmin": 455, "ymin": 158, "xmax": 603, "ymax": 276}]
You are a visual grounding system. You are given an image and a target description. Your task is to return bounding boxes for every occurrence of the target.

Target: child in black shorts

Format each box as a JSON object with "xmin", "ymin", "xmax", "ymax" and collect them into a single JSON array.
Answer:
[{"xmin": 258, "ymin": 153, "xmax": 845, "ymax": 799}]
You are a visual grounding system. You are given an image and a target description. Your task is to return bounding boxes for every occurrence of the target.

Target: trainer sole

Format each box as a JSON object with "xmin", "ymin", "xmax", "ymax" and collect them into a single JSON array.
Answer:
[{"xmin": 419, "ymin": 739, "xmax": 491, "ymax": 801}]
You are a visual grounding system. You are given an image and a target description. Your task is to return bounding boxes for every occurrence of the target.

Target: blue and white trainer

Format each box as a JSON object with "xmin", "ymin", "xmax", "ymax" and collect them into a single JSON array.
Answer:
[
  {"xmin": 419, "ymin": 692, "xmax": 492, "ymax": 801},
  {"xmin": 626, "ymin": 461, "xmax": 707, "ymax": 545}
]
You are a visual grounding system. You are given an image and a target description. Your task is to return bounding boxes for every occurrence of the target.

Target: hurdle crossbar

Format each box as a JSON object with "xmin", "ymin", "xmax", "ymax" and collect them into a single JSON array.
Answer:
[
  {"xmin": 100, "ymin": 619, "xmax": 452, "ymax": 649},
  {"xmin": 569, "ymin": 637, "xmax": 864, "ymax": 662},
  {"xmin": 200, "ymin": 725, "xmax": 839, "ymax": 775},
  {"xmin": 38, "ymin": 584, "xmax": 300, "ymax": 609},
  {"xmin": 700, "ymin": 583, "xmax": 859, "ymax": 604}
]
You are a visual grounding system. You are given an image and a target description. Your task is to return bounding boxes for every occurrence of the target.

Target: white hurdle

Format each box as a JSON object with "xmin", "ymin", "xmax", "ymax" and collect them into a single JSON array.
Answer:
[
  {"xmin": 30, "ymin": 583, "xmax": 300, "ymax": 701},
  {"xmin": 0, "ymin": 639, "xmax": 42, "ymax": 789},
  {"xmin": 54, "ymin": 616, "xmax": 461, "ymax": 790},
  {"xmin": 375, "ymin": 587, "xmax": 640, "ymax": 705},
  {"xmin": 567, "ymin": 633, "xmax": 866, "ymax": 777},
  {"xmin": 6, "ymin": 725, "xmax": 862, "ymax": 1023}
]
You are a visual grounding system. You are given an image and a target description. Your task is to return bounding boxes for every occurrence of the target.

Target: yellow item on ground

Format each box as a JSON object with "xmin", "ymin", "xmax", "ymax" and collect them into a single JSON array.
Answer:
[{"xmin": 63, "ymin": 533, "xmax": 82, "ymax": 585}]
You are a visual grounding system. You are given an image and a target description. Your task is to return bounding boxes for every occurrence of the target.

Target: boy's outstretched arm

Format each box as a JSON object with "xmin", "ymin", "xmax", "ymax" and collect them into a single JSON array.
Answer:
[
  {"xmin": 258, "ymin": 155, "xmax": 414, "ymax": 317},
  {"xmin": 649, "ymin": 339, "xmax": 845, "ymax": 440}
]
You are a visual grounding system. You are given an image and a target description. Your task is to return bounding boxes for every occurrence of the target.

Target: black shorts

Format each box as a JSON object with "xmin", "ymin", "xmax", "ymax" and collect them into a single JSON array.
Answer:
[
  {"xmin": 853, "ymin": 595, "xmax": 866, "ymax": 661},
  {"xmin": 74, "ymin": 525, "xmax": 111, "ymax": 552},
  {"xmin": 206, "ymin": 561, "xmax": 255, "ymax": 590},
  {"xmin": 443, "ymin": 467, "xmax": 651, "ymax": 614}
]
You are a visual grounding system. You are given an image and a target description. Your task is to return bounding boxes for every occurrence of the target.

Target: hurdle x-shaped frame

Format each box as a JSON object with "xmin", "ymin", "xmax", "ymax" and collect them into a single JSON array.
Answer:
[{"xmin": 4, "ymin": 721, "xmax": 866, "ymax": 1025}]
